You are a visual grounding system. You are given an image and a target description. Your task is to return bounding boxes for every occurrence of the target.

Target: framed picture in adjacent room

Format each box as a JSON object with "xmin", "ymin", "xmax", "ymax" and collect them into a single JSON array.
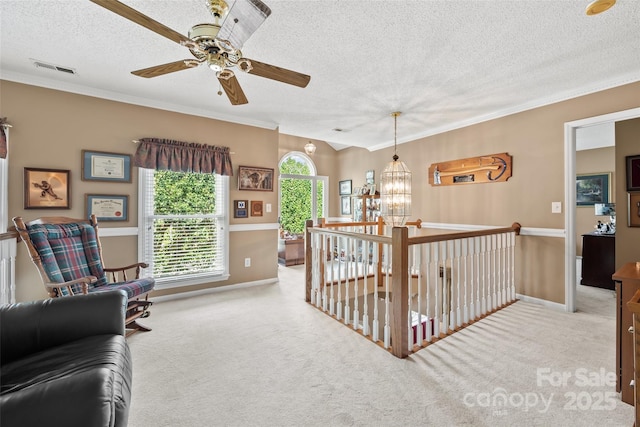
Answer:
[
  {"xmin": 576, "ymin": 173, "xmax": 611, "ymax": 206},
  {"xmin": 24, "ymin": 167, "xmax": 71, "ymax": 209},
  {"xmin": 86, "ymin": 194, "xmax": 128, "ymax": 221},
  {"xmin": 628, "ymin": 192, "xmax": 640, "ymax": 227},
  {"xmin": 234, "ymin": 200, "xmax": 248, "ymax": 218},
  {"xmin": 339, "ymin": 179, "xmax": 352, "ymax": 195},
  {"xmin": 626, "ymin": 155, "xmax": 640, "ymax": 191},
  {"xmin": 81, "ymin": 150, "xmax": 132, "ymax": 182}
]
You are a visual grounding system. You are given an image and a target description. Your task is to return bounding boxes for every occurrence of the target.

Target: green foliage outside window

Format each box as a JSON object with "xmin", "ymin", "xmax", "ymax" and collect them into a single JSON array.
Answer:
[
  {"xmin": 152, "ymin": 170, "xmax": 218, "ymax": 277},
  {"xmin": 279, "ymin": 157, "xmax": 323, "ymax": 235}
]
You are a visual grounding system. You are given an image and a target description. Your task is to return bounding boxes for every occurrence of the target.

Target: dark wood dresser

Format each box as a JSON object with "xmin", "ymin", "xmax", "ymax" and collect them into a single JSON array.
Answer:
[
  {"xmin": 614, "ymin": 262, "xmax": 640, "ymax": 408},
  {"xmin": 581, "ymin": 232, "xmax": 615, "ymax": 290}
]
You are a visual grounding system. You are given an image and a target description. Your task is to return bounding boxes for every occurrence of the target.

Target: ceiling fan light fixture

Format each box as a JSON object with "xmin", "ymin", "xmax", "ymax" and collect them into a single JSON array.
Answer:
[
  {"xmin": 304, "ymin": 141, "xmax": 316, "ymax": 155},
  {"xmin": 586, "ymin": 0, "xmax": 616, "ymax": 15},
  {"xmin": 207, "ymin": 53, "xmax": 225, "ymax": 71}
]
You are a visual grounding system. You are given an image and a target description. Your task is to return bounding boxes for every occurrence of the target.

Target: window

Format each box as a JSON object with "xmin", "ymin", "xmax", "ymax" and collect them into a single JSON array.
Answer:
[
  {"xmin": 138, "ymin": 169, "xmax": 229, "ymax": 289},
  {"xmin": 279, "ymin": 152, "xmax": 327, "ymax": 235}
]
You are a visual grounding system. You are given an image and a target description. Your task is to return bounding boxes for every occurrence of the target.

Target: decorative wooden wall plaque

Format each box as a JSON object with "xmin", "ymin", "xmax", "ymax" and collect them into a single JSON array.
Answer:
[{"xmin": 428, "ymin": 152, "xmax": 512, "ymax": 186}]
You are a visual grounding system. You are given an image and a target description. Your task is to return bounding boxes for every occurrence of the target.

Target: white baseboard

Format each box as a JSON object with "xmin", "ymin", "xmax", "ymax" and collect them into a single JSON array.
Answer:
[
  {"xmin": 152, "ymin": 277, "xmax": 278, "ymax": 302},
  {"xmin": 516, "ymin": 293, "xmax": 566, "ymax": 312}
]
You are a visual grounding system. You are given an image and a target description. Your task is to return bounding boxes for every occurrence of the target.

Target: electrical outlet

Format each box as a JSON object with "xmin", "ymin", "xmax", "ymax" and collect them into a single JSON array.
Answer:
[
  {"xmin": 244, "ymin": 258, "xmax": 251, "ymax": 267},
  {"xmin": 551, "ymin": 202, "xmax": 562, "ymax": 214}
]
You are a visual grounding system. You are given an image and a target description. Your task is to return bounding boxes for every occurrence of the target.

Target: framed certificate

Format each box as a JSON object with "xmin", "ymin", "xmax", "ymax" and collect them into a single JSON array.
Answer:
[
  {"xmin": 82, "ymin": 150, "xmax": 132, "ymax": 182},
  {"xmin": 86, "ymin": 194, "xmax": 128, "ymax": 221}
]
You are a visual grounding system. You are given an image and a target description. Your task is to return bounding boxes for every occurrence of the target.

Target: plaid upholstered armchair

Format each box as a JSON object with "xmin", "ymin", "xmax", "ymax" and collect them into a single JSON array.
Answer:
[{"xmin": 13, "ymin": 215, "xmax": 155, "ymax": 333}]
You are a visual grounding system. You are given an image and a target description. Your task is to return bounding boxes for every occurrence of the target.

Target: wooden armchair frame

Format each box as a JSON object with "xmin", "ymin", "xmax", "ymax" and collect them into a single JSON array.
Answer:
[{"xmin": 13, "ymin": 215, "xmax": 154, "ymax": 333}]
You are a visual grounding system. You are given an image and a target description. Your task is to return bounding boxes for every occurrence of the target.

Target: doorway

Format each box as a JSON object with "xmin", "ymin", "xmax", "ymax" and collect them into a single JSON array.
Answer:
[{"xmin": 564, "ymin": 107, "xmax": 640, "ymax": 312}]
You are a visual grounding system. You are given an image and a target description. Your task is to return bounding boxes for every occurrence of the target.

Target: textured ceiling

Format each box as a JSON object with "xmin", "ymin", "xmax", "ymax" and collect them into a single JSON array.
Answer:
[{"xmin": 1, "ymin": 0, "xmax": 639, "ymax": 151}]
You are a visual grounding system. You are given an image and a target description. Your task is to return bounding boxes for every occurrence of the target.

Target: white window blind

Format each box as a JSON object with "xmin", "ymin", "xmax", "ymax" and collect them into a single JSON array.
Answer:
[{"xmin": 138, "ymin": 168, "xmax": 229, "ymax": 289}]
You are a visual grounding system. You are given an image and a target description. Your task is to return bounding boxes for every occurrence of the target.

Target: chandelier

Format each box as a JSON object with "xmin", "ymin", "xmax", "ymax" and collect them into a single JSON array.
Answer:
[{"xmin": 380, "ymin": 112, "xmax": 411, "ymax": 227}]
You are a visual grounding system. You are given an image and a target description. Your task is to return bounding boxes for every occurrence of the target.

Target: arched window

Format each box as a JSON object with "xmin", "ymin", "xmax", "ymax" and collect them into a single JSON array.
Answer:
[
  {"xmin": 279, "ymin": 151, "xmax": 316, "ymax": 176},
  {"xmin": 278, "ymin": 152, "xmax": 326, "ymax": 236}
]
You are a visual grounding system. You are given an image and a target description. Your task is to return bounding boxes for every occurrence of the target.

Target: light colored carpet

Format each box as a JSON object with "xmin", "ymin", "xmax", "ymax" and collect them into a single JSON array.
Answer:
[{"xmin": 127, "ymin": 265, "xmax": 634, "ymax": 426}]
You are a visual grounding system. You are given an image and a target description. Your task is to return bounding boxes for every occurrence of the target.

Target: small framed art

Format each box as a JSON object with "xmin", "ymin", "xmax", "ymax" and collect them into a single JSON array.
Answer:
[
  {"xmin": 626, "ymin": 155, "xmax": 640, "ymax": 191},
  {"xmin": 251, "ymin": 200, "xmax": 263, "ymax": 216},
  {"xmin": 24, "ymin": 167, "xmax": 70, "ymax": 209},
  {"xmin": 341, "ymin": 196, "xmax": 351, "ymax": 215},
  {"xmin": 234, "ymin": 200, "xmax": 249, "ymax": 218},
  {"xmin": 339, "ymin": 179, "xmax": 352, "ymax": 195},
  {"xmin": 82, "ymin": 150, "xmax": 132, "ymax": 182},
  {"xmin": 86, "ymin": 194, "xmax": 128, "ymax": 221}
]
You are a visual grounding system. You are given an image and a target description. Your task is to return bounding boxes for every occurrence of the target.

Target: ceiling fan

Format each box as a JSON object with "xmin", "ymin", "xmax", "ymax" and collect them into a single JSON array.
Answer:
[{"xmin": 89, "ymin": 0, "xmax": 311, "ymax": 105}]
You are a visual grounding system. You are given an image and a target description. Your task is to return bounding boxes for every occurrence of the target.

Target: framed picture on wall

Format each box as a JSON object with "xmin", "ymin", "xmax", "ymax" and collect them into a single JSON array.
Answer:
[
  {"xmin": 626, "ymin": 155, "xmax": 640, "ymax": 191},
  {"xmin": 576, "ymin": 173, "xmax": 611, "ymax": 206},
  {"xmin": 339, "ymin": 179, "xmax": 352, "ymax": 195},
  {"xmin": 629, "ymin": 192, "xmax": 640, "ymax": 227},
  {"xmin": 81, "ymin": 150, "xmax": 132, "ymax": 182},
  {"xmin": 86, "ymin": 194, "xmax": 128, "ymax": 221},
  {"xmin": 238, "ymin": 166, "xmax": 274, "ymax": 191},
  {"xmin": 251, "ymin": 200, "xmax": 263, "ymax": 216},
  {"xmin": 24, "ymin": 167, "xmax": 71, "ymax": 209},
  {"xmin": 234, "ymin": 200, "xmax": 248, "ymax": 218},
  {"xmin": 340, "ymin": 196, "xmax": 351, "ymax": 215}
]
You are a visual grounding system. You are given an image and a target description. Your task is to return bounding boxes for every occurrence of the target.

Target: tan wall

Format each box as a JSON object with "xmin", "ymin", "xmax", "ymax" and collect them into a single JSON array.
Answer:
[
  {"xmin": 575, "ymin": 147, "xmax": 616, "ymax": 255},
  {"xmin": 336, "ymin": 82, "xmax": 640, "ymax": 304},
  {"xmin": 4, "ymin": 79, "xmax": 639, "ymax": 305},
  {"xmin": 615, "ymin": 118, "xmax": 640, "ymax": 268},
  {"xmin": 2, "ymin": 80, "xmax": 279, "ymax": 302}
]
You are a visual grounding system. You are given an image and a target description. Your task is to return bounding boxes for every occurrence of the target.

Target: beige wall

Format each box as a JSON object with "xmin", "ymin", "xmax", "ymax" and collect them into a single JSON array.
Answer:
[
  {"xmin": 335, "ymin": 82, "xmax": 640, "ymax": 304},
  {"xmin": 615, "ymin": 118, "xmax": 640, "ymax": 268},
  {"xmin": 575, "ymin": 146, "xmax": 616, "ymax": 255},
  {"xmin": 2, "ymin": 80, "xmax": 280, "ymax": 301},
  {"xmin": 3, "ymin": 79, "xmax": 639, "ymax": 305}
]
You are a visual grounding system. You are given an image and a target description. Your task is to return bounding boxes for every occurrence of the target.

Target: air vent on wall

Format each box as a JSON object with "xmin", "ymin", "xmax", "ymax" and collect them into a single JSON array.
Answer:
[{"xmin": 31, "ymin": 59, "xmax": 77, "ymax": 75}]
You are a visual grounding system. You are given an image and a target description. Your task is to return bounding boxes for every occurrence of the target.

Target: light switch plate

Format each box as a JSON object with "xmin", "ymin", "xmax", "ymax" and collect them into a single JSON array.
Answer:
[
  {"xmin": 265, "ymin": 203, "xmax": 272, "ymax": 213},
  {"xmin": 552, "ymin": 202, "xmax": 562, "ymax": 214}
]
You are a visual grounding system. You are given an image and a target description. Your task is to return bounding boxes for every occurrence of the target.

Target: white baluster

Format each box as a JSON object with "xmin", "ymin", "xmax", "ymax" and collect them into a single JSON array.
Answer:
[{"xmin": 454, "ymin": 239, "xmax": 462, "ymax": 328}]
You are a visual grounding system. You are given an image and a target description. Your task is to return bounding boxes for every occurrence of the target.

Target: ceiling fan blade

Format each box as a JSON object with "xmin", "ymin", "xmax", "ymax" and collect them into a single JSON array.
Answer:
[
  {"xmin": 89, "ymin": 0, "xmax": 191, "ymax": 46},
  {"xmin": 242, "ymin": 59, "xmax": 310, "ymax": 88},
  {"xmin": 132, "ymin": 60, "xmax": 199, "ymax": 78},
  {"xmin": 217, "ymin": 0, "xmax": 271, "ymax": 49},
  {"xmin": 218, "ymin": 74, "xmax": 249, "ymax": 105}
]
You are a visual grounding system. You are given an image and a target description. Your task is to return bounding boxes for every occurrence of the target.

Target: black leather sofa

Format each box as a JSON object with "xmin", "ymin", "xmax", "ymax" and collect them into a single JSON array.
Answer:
[{"xmin": 1, "ymin": 290, "xmax": 133, "ymax": 427}]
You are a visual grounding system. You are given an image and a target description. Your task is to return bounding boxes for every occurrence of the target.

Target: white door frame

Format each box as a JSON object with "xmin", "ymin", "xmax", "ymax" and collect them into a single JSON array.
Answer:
[{"xmin": 564, "ymin": 107, "xmax": 640, "ymax": 312}]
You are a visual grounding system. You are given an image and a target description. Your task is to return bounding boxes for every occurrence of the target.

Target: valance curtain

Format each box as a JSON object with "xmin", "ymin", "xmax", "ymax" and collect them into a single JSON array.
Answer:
[{"xmin": 134, "ymin": 138, "xmax": 233, "ymax": 176}]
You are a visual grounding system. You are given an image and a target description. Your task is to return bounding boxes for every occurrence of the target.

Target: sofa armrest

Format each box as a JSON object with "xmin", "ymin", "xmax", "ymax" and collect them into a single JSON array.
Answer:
[{"xmin": 0, "ymin": 290, "xmax": 127, "ymax": 365}]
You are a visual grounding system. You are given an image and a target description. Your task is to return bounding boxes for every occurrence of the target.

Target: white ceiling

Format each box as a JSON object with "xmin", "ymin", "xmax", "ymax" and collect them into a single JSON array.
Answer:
[{"xmin": 1, "ymin": 0, "xmax": 639, "ymax": 151}]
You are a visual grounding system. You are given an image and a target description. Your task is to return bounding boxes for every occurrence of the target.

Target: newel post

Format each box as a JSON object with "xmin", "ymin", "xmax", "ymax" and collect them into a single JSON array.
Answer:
[
  {"xmin": 305, "ymin": 219, "xmax": 314, "ymax": 302},
  {"xmin": 390, "ymin": 226, "xmax": 409, "ymax": 358}
]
